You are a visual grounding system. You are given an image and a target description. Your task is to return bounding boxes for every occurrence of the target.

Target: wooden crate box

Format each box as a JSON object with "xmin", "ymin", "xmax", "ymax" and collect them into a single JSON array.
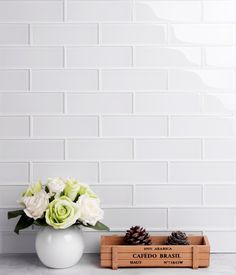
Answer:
[{"xmin": 101, "ymin": 235, "xmax": 210, "ymax": 270}]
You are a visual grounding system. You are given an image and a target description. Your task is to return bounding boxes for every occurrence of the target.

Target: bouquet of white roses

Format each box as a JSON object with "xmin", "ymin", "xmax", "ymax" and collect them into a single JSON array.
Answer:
[{"xmin": 8, "ymin": 177, "xmax": 109, "ymax": 234}]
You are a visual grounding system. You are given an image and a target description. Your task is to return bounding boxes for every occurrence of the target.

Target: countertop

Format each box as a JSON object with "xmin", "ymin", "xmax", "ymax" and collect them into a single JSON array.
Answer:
[{"xmin": 0, "ymin": 254, "xmax": 236, "ymax": 275}]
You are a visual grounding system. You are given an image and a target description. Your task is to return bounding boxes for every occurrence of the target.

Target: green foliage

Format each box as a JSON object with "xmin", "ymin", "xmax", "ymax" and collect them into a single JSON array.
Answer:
[{"xmin": 14, "ymin": 213, "xmax": 34, "ymax": 234}]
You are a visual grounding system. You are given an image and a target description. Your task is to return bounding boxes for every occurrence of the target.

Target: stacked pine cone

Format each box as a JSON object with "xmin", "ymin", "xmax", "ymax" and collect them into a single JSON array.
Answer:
[
  {"xmin": 165, "ymin": 231, "xmax": 190, "ymax": 245},
  {"xmin": 124, "ymin": 226, "xmax": 152, "ymax": 245}
]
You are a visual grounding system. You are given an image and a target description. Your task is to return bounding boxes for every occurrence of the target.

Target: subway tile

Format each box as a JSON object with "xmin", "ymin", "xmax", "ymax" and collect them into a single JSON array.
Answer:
[
  {"xmin": 135, "ymin": 1, "xmax": 201, "ymax": 22},
  {"xmin": 205, "ymin": 185, "xmax": 236, "ymax": 206},
  {"xmin": 136, "ymin": 139, "xmax": 201, "ymax": 159},
  {"xmin": 206, "ymin": 47, "xmax": 236, "ymax": 67},
  {"xmin": 0, "ymin": 24, "xmax": 28, "ymax": 44},
  {"xmin": 205, "ymin": 139, "xmax": 236, "ymax": 159},
  {"xmin": 0, "ymin": 47, "xmax": 63, "ymax": 68},
  {"xmin": 204, "ymin": 94, "xmax": 236, "ymax": 114},
  {"xmin": 169, "ymin": 70, "xmax": 235, "ymax": 91},
  {"xmin": 67, "ymin": 1, "xmax": 132, "ymax": 22},
  {"xmin": 32, "ymin": 24, "xmax": 98, "ymax": 45},
  {"xmin": 135, "ymin": 185, "xmax": 202, "ymax": 206},
  {"xmin": 0, "ymin": 163, "xmax": 29, "ymax": 184},
  {"xmin": 0, "ymin": 117, "xmax": 29, "ymax": 137},
  {"xmin": 0, "ymin": 140, "xmax": 64, "ymax": 160},
  {"xmin": 103, "ymin": 208, "xmax": 167, "ymax": 229},
  {"xmin": 101, "ymin": 24, "xmax": 166, "ymax": 44},
  {"xmin": 169, "ymin": 208, "xmax": 236, "ymax": 229},
  {"xmin": 67, "ymin": 93, "xmax": 132, "ymax": 114},
  {"xmin": 68, "ymin": 139, "xmax": 133, "ymax": 160},
  {"xmin": 135, "ymin": 93, "xmax": 202, "ymax": 114},
  {"xmin": 170, "ymin": 116, "xmax": 236, "ymax": 137},
  {"xmin": 32, "ymin": 70, "xmax": 98, "ymax": 91},
  {"xmin": 67, "ymin": 46, "xmax": 132, "ymax": 67},
  {"xmin": 0, "ymin": 93, "xmax": 63, "ymax": 114},
  {"xmin": 102, "ymin": 116, "xmax": 168, "ymax": 137},
  {"xmin": 33, "ymin": 162, "xmax": 98, "ymax": 183},
  {"xmin": 0, "ymin": 232, "xmax": 35, "ymax": 253},
  {"xmin": 0, "ymin": 70, "xmax": 28, "ymax": 91},
  {"xmin": 33, "ymin": 116, "xmax": 98, "ymax": 137},
  {"xmin": 0, "ymin": 1, "xmax": 63, "ymax": 22},
  {"xmin": 204, "ymin": 1, "xmax": 236, "ymax": 22},
  {"xmin": 169, "ymin": 24, "xmax": 235, "ymax": 45},
  {"xmin": 0, "ymin": 185, "xmax": 26, "ymax": 208},
  {"xmin": 206, "ymin": 231, "xmax": 236, "ymax": 253},
  {"xmin": 102, "ymin": 70, "xmax": 167, "ymax": 90},
  {"xmin": 135, "ymin": 46, "xmax": 201, "ymax": 67},
  {"xmin": 91, "ymin": 185, "xmax": 133, "ymax": 206},
  {"xmin": 101, "ymin": 161, "xmax": 167, "ymax": 183},
  {"xmin": 169, "ymin": 162, "xmax": 236, "ymax": 183}
]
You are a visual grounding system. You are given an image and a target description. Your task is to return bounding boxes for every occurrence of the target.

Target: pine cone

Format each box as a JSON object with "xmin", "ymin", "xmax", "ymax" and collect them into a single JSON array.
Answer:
[
  {"xmin": 166, "ymin": 231, "xmax": 190, "ymax": 245},
  {"xmin": 124, "ymin": 226, "xmax": 152, "ymax": 245}
]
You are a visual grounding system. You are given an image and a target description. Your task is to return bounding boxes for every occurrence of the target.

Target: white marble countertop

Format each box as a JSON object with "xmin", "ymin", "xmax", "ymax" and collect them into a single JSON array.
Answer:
[{"xmin": 0, "ymin": 254, "xmax": 236, "ymax": 275}]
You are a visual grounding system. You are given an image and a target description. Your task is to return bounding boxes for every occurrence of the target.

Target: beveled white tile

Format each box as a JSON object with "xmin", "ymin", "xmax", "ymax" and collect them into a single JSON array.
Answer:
[
  {"xmin": 0, "ymin": 117, "xmax": 29, "ymax": 137},
  {"xmin": 169, "ymin": 70, "xmax": 235, "ymax": 91},
  {"xmin": 68, "ymin": 139, "xmax": 133, "ymax": 160},
  {"xmin": 206, "ymin": 47, "xmax": 236, "ymax": 67},
  {"xmin": 33, "ymin": 116, "xmax": 98, "ymax": 137},
  {"xmin": 169, "ymin": 208, "xmax": 236, "ymax": 229},
  {"xmin": 67, "ymin": 93, "xmax": 132, "ymax": 114},
  {"xmin": 101, "ymin": 24, "xmax": 167, "ymax": 44},
  {"xmin": 0, "ymin": 24, "xmax": 28, "ymax": 44},
  {"xmin": 136, "ymin": 138, "xmax": 201, "ymax": 159},
  {"xmin": 205, "ymin": 185, "xmax": 236, "ymax": 205},
  {"xmin": 0, "ymin": 1, "xmax": 63, "ymax": 22},
  {"xmin": 102, "ymin": 116, "xmax": 168, "ymax": 137},
  {"xmin": 204, "ymin": 94, "xmax": 236, "ymax": 114},
  {"xmin": 0, "ymin": 185, "xmax": 26, "ymax": 207},
  {"xmin": 33, "ymin": 162, "xmax": 98, "ymax": 183},
  {"xmin": 0, "ymin": 47, "xmax": 63, "ymax": 68},
  {"xmin": 135, "ymin": 93, "xmax": 202, "ymax": 114},
  {"xmin": 204, "ymin": 1, "xmax": 236, "ymax": 22},
  {"xmin": 169, "ymin": 24, "xmax": 235, "ymax": 45},
  {"xmin": 205, "ymin": 139, "xmax": 236, "ymax": 159},
  {"xmin": 0, "ymin": 93, "xmax": 63, "ymax": 114},
  {"xmin": 0, "ymin": 70, "xmax": 28, "ymax": 91},
  {"xmin": 67, "ymin": 1, "xmax": 132, "ymax": 22},
  {"xmin": 103, "ymin": 208, "xmax": 167, "ymax": 229},
  {"xmin": 91, "ymin": 185, "xmax": 133, "ymax": 206},
  {"xmin": 169, "ymin": 162, "xmax": 236, "ymax": 183},
  {"xmin": 135, "ymin": 46, "xmax": 201, "ymax": 67},
  {"xmin": 102, "ymin": 70, "xmax": 167, "ymax": 90},
  {"xmin": 170, "ymin": 116, "xmax": 236, "ymax": 137},
  {"xmin": 32, "ymin": 24, "xmax": 98, "ymax": 45},
  {"xmin": 0, "ymin": 163, "xmax": 29, "ymax": 184},
  {"xmin": 135, "ymin": 185, "xmax": 202, "ymax": 206},
  {"xmin": 32, "ymin": 70, "xmax": 98, "ymax": 91},
  {"xmin": 101, "ymin": 161, "xmax": 167, "ymax": 183},
  {"xmin": 0, "ymin": 140, "xmax": 64, "ymax": 160},
  {"xmin": 135, "ymin": 1, "xmax": 201, "ymax": 22},
  {"xmin": 67, "ymin": 46, "xmax": 132, "ymax": 67}
]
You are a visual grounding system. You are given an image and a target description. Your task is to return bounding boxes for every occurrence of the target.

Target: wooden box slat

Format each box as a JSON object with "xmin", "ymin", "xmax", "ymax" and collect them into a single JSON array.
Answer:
[{"xmin": 100, "ymin": 235, "xmax": 210, "ymax": 270}]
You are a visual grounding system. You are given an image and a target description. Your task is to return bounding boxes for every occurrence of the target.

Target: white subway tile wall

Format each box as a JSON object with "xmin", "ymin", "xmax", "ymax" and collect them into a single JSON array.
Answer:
[{"xmin": 0, "ymin": 0, "xmax": 235, "ymax": 253}]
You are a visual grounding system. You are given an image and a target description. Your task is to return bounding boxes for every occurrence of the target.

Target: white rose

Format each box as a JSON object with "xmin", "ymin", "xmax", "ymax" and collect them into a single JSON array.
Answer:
[
  {"xmin": 22, "ymin": 190, "xmax": 50, "ymax": 220},
  {"xmin": 77, "ymin": 194, "xmax": 104, "ymax": 226},
  {"xmin": 47, "ymin": 177, "xmax": 65, "ymax": 198}
]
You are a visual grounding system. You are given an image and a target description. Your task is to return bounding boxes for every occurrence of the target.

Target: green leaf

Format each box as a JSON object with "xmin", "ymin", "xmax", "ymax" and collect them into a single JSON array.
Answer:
[
  {"xmin": 33, "ymin": 218, "xmax": 47, "ymax": 226},
  {"xmin": 8, "ymin": 210, "xmax": 24, "ymax": 219},
  {"xmin": 14, "ymin": 213, "xmax": 34, "ymax": 234},
  {"xmin": 86, "ymin": 221, "xmax": 110, "ymax": 231}
]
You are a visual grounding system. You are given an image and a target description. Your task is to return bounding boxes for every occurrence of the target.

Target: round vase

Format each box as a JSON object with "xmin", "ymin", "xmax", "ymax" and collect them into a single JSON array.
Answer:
[{"xmin": 35, "ymin": 226, "xmax": 84, "ymax": 269}]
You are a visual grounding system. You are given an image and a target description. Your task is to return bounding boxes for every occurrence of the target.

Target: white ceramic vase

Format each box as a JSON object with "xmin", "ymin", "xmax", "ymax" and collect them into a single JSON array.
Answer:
[{"xmin": 35, "ymin": 226, "xmax": 84, "ymax": 269}]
